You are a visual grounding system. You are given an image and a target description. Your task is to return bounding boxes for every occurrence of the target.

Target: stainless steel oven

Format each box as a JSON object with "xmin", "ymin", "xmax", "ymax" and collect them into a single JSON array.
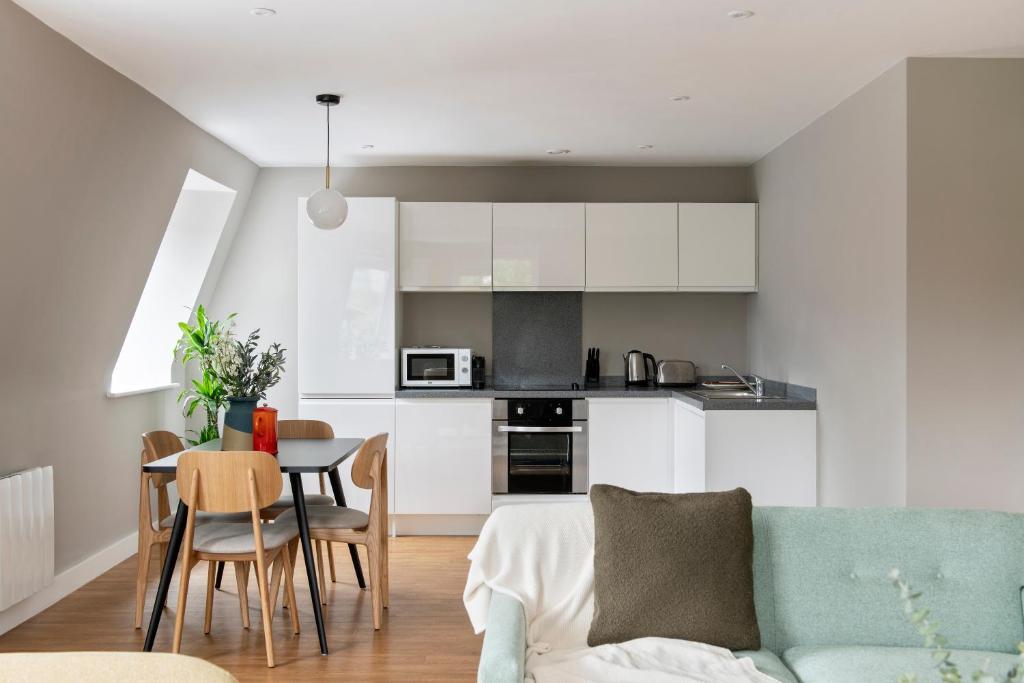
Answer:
[{"xmin": 492, "ymin": 399, "xmax": 588, "ymax": 495}]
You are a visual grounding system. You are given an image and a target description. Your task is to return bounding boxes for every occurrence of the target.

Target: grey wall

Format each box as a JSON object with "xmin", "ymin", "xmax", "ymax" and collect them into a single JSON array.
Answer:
[
  {"xmin": 214, "ymin": 166, "xmax": 752, "ymax": 417},
  {"xmin": 0, "ymin": 0, "xmax": 258, "ymax": 571},
  {"xmin": 583, "ymin": 293, "xmax": 748, "ymax": 377},
  {"xmin": 905, "ymin": 59, "xmax": 1024, "ymax": 511},
  {"xmin": 401, "ymin": 293, "xmax": 493, "ymax": 359},
  {"xmin": 749, "ymin": 63, "xmax": 908, "ymax": 507}
]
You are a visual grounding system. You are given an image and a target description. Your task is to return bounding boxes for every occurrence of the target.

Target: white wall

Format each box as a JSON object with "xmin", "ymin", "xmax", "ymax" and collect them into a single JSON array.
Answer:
[
  {"xmin": 749, "ymin": 63, "xmax": 908, "ymax": 507},
  {"xmin": 905, "ymin": 58, "xmax": 1024, "ymax": 511},
  {"xmin": 0, "ymin": 0, "xmax": 258, "ymax": 572}
]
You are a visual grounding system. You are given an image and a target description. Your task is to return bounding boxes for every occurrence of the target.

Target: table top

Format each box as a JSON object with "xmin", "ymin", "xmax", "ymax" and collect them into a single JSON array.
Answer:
[{"xmin": 142, "ymin": 437, "xmax": 365, "ymax": 474}]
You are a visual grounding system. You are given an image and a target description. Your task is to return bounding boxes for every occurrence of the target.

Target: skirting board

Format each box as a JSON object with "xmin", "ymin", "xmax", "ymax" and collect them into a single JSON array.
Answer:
[
  {"xmin": 0, "ymin": 531, "xmax": 138, "ymax": 637},
  {"xmin": 391, "ymin": 515, "xmax": 487, "ymax": 536}
]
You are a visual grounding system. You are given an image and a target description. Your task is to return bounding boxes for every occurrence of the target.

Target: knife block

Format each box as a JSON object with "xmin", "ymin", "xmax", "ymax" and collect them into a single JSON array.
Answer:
[{"xmin": 585, "ymin": 358, "xmax": 600, "ymax": 385}]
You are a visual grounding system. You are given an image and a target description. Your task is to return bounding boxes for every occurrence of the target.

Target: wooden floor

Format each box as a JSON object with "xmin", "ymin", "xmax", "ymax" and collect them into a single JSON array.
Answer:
[{"xmin": 0, "ymin": 536, "xmax": 482, "ymax": 682}]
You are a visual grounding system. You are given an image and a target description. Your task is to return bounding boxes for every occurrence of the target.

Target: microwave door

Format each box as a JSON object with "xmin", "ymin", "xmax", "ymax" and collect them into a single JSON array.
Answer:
[{"xmin": 406, "ymin": 354, "xmax": 456, "ymax": 383}]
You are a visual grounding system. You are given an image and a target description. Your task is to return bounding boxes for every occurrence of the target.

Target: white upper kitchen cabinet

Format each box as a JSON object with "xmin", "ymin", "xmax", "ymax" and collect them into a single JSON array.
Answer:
[
  {"xmin": 677, "ymin": 203, "xmax": 758, "ymax": 291},
  {"xmin": 297, "ymin": 197, "xmax": 397, "ymax": 397},
  {"xmin": 492, "ymin": 203, "xmax": 585, "ymax": 290},
  {"xmin": 399, "ymin": 202, "xmax": 492, "ymax": 291},
  {"xmin": 395, "ymin": 399, "xmax": 492, "ymax": 515},
  {"xmin": 588, "ymin": 398, "xmax": 673, "ymax": 493},
  {"xmin": 298, "ymin": 398, "xmax": 396, "ymax": 513},
  {"xmin": 585, "ymin": 203, "xmax": 678, "ymax": 290}
]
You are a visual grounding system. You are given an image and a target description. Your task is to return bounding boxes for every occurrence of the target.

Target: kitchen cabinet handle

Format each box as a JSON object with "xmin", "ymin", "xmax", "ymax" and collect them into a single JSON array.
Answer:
[{"xmin": 497, "ymin": 426, "xmax": 583, "ymax": 433}]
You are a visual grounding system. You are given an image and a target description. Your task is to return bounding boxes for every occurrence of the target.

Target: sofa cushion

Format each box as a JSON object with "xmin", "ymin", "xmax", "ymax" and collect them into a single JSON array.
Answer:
[
  {"xmin": 588, "ymin": 485, "xmax": 760, "ymax": 650},
  {"xmin": 734, "ymin": 649, "xmax": 799, "ymax": 683},
  {"xmin": 783, "ymin": 645, "xmax": 1022, "ymax": 683}
]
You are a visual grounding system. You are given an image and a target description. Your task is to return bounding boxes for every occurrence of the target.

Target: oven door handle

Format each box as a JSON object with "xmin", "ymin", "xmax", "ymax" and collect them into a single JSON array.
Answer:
[{"xmin": 497, "ymin": 425, "xmax": 583, "ymax": 433}]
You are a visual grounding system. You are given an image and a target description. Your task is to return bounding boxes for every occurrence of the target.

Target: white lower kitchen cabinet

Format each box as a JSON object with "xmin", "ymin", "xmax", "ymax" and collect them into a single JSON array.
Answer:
[
  {"xmin": 395, "ymin": 398, "xmax": 492, "ymax": 514},
  {"xmin": 298, "ymin": 398, "xmax": 396, "ymax": 514},
  {"xmin": 673, "ymin": 399, "xmax": 817, "ymax": 506},
  {"xmin": 587, "ymin": 398, "xmax": 673, "ymax": 493}
]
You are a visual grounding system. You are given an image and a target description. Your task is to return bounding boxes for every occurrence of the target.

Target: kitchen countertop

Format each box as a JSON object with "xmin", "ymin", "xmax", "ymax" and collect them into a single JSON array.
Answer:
[{"xmin": 394, "ymin": 378, "xmax": 816, "ymax": 411}]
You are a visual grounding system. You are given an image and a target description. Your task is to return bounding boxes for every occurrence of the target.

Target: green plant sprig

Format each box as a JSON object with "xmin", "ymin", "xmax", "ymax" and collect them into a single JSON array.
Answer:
[{"xmin": 890, "ymin": 569, "xmax": 1024, "ymax": 683}]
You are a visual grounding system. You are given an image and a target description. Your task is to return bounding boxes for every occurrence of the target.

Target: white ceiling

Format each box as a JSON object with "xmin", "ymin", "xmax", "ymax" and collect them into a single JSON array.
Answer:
[{"xmin": 15, "ymin": 0, "xmax": 1024, "ymax": 167}]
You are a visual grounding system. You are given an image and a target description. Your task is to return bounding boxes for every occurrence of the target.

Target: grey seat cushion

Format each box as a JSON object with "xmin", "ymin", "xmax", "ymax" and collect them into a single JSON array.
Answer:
[
  {"xmin": 191, "ymin": 517, "xmax": 298, "ymax": 554},
  {"xmin": 276, "ymin": 505, "xmax": 369, "ymax": 530},
  {"xmin": 267, "ymin": 493, "xmax": 335, "ymax": 509},
  {"xmin": 734, "ymin": 649, "xmax": 799, "ymax": 683},
  {"xmin": 783, "ymin": 645, "xmax": 1022, "ymax": 683},
  {"xmin": 160, "ymin": 511, "xmax": 251, "ymax": 528}
]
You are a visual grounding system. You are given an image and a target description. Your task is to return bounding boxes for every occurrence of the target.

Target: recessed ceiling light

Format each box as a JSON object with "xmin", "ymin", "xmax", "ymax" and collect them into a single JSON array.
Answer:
[
  {"xmin": 638, "ymin": 144, "xmax": 654, "ymax": 150},
  {"xmin": 250, "ymin": 7, "xmax": 276, "ymax": 16},
  {"xmin": 360, "ymin": 144, "xmax": 375, "ymax": 150},
  {"xmin": 671, "ymin": 95, "xmax": 691, "ymax": 102},
  {"xmin": 546, "ymin": 149, "xmax": 571, "ymax": 155},
  {"xmin": 727, "ymin": 9, "xmax": 754, "ymax": 19}
]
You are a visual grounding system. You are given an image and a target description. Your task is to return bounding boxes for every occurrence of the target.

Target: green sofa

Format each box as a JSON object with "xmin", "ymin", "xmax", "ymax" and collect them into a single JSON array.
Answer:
[{"xmin": 478, "ymin": 506, "xmax": 1024, "ymax": 683}]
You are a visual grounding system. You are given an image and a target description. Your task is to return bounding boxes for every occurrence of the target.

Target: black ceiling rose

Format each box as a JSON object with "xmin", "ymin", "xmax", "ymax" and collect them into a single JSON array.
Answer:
[{"xmin": 315, "ymin": 93, "xmax": 341, "ymax": 107}]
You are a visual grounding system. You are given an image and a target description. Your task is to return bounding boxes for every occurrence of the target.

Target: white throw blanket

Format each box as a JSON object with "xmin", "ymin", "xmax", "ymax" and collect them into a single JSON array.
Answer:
[{"xmin": 463, "ymin": 503, "xmax": 778, "ymax": 683}]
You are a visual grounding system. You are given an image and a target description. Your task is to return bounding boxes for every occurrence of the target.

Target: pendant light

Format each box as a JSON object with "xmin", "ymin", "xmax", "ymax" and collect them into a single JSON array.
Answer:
[{"xmin": 306, "ymin": 93, "xmax": 348, "ymax": 230}]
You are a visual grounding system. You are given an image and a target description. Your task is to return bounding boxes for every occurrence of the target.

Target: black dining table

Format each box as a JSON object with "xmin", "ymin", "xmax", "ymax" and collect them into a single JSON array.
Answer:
[{"xmin": 141, "ymin": 437, "xmax": 365, "ymax": 655}]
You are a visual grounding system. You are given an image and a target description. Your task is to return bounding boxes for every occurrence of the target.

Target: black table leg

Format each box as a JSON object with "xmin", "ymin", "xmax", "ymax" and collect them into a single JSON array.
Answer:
[
  {"xmin": 291, "ymin": 473, "xmax": 329, "ymax": 655},
  {"xmin": 214, "ymin": 561, "xmax": 225, "ymax": 589},
  {"xmin": 144, "ymin": 499, "xmax": 188, "ymax": 651},
  {"xmin": 327, "ymin": 467, "xmax": 366, "ymax": 590}
]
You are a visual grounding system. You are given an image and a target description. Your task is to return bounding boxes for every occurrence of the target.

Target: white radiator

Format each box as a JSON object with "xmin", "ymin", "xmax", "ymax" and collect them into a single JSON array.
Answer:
[{"xmin": 0, "ymin": 467, "xmax": 54, "ymax": 611}]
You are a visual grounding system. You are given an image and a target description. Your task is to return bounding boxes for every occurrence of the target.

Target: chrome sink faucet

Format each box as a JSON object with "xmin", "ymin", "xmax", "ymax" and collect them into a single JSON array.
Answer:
[{"xmin": 721, "ymin": 364, "xmax": 765, "ymax": 397}]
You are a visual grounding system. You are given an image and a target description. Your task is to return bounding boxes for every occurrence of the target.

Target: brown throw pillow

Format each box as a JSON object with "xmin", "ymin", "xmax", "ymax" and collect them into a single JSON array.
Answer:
[{"xmin": 587, "ymin": 485, "xmax": 761, "ymax": 650}]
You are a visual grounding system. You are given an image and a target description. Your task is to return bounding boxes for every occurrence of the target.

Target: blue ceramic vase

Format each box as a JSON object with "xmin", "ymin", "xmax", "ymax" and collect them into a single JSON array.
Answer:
[{"xmin": 222, "ymin": 396, "xmax": 258, "ymax": 450}]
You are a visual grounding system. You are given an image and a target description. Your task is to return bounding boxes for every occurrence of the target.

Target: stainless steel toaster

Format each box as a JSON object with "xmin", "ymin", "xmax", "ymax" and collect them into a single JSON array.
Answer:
[{"xmin": 655, "ymin": 360, "xmax": 697, "ymax": 387}]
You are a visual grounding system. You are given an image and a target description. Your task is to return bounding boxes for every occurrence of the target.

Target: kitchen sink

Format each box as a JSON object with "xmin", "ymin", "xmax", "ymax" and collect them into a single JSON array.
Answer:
[{"xmin": 691, "ymin": 390, "xmax": 787, "ymax": 400}]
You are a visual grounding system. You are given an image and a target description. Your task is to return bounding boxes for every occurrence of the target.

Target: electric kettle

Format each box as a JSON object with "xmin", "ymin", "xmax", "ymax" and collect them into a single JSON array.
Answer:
[{"xmin": 623, "ymin": 350, "xmax": 657, "ymax": 385}]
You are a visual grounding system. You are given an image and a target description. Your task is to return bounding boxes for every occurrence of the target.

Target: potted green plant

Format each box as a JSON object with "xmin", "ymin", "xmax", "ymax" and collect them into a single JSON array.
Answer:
[
  {"xmin": 175, "ymin": 305, "xmax": 234, "ymax": 445},
  {"xmin": 212, "ymin": 328, "xmax": 286, "ymax": 450}
]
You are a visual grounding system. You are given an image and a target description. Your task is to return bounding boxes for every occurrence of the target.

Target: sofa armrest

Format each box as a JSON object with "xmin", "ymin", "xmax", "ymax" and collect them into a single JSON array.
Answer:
[{"xmin": 478, "ymin": 592, "xmax": 527, "ymax": 683}]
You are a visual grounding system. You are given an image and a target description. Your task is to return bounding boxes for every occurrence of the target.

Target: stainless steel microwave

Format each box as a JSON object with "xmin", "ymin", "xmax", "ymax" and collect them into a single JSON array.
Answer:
[{"xmin": 400, "ymin": 347, "xmax": 473, "ymax": 387}]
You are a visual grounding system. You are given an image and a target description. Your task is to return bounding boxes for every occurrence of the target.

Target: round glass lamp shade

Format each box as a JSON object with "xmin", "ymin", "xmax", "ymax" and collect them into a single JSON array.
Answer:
[{"xmin": 306, "ymin": 187, "xmax": 348, "ymax": 230}]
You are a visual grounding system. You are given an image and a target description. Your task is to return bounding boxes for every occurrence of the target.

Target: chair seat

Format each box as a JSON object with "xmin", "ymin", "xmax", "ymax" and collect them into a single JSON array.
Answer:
[
  {"xmin": 277, "ymin": 505, "xmax": 369, "ymax": 530},
  {"xmin": 734, "ymin": 649, "xmax": 799, "ymax": 683},
  {"xmin": 160, "ymin": 511, "xmax": 251, "ymax": 528},
  {"xmin": 191, "ymin": 518, "xmax": 299, "ymax": 554},
  {"xmin": 782, "ymin": 645, "xmax": 1021, "ymax": 683},
  {"xmin": 267, "ymin": 493, "xmax": 336, "ymax": 509}
]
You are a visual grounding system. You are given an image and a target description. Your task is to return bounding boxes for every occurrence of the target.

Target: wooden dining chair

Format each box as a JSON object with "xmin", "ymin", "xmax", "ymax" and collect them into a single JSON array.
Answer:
[
  {"xmin": 136, "ymin": 431, "xmax": 249, "ymax": 629},
  {"xmin": 274, "ymin": 419, "xmax": 340, "ymax": 593},
  {"xmin": 277, "ymin": 433, "xmax": 389, "ymax": 630},
  {"xmin": 172, "ymin": 451, "xmax": 301, "ymax": 668}
]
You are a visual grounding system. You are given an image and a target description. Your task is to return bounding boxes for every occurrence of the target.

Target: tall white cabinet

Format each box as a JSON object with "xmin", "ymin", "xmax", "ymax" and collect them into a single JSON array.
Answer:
[
  {"xmin": 297, "ymin": 198, "xmax": 399, "ymax": 515},
  {"xmin": 398, "ymin": 202, "xmax": 492, "ymax": 291},
  {"xmin": 492, "ymin": 203, "xmax": 586, "ymax": 290},
  {"xmin": 585, "ymin": 203, "xmax": 678, "ymax": 290},
  {"xmin": 678, "ymin": 203, "xmax": 758, "ymax": 291},
  {"xmin": 297, "ymin": 197, "xmax": 398, "ymax": 397}
]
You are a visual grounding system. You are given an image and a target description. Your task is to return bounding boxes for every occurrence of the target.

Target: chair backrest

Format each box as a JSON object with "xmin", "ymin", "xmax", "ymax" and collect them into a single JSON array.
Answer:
[
  {"xmin": 350, "ymin": 433, "xmax": 388, "ymax": 490},
  {"xmin": 176, "ymin": 451, "xmax": 283, "ymax": 514},
  {"xmin": 278, "ymin": 419, "xmax": 334, "ymax": 440},
  {"xmin": 141, "ymin": 430, "xmax": 184, "ymax": 488}
]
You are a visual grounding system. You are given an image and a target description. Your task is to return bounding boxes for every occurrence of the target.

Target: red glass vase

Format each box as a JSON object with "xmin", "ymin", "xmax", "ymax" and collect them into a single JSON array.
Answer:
[{"xmin": 252, "ymin": 405, "xmax": 279, "ymax": 455}]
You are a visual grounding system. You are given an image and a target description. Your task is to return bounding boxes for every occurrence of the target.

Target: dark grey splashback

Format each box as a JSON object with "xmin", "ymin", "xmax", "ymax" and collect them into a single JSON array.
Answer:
[{"xmin": 492, "ymin": 292, "xmax": 582, "ymax": 386}]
